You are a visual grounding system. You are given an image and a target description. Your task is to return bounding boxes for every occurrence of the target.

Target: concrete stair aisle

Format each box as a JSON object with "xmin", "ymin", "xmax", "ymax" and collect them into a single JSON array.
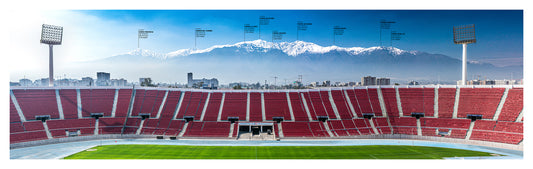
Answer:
[
  {"xmin": 228, "ymin": 123, "xmax": 235, "ymax": 138},
  {"xmin": 77, "ymin": 89, "xmax": 82, "ymax": 119},
  {"xmin": 277, "ymin": 123, "xmax": 284, "ymax": 138},
  {"xmin": 416, "ymin": 118, "xmax": 422, "ymax": 136},
  {"xmin": 136, "ymin": 119, "xmax": 146, "ymax": 135},
  {"xmin": 177, "ymin": 122, "xmax": 189, "ymax": 137},
  {"xmin": 200, "ymin": 92, "xmax": 211, "ymax": 121},
  {"xmin": 493, "ymin": 88, "xmax": 509, "ymax": 121},
  {"xmin": 368, "ymin": 119, "xmax": 380, "ymax": 135},
  {"xmin": 10, "ymin": 90, "xmax": 26, "ymax": 122},
  {"xmin": 327, "ymin": 91, "xmax": 342, "ymax": 120},
  {"xmin": 434, "ymin": 87, "xmax": 439, "ymax": 118},
  {"xmin": 465, "ymin": 120, "xmax": 476, "ymax": 140},
  {"xmin": 217, "ymin": 93, "xmax": 225, "ymax": 122},
  {"xmin": 94, "ymin": 118, "xmax": 99, "ymax": 135},
  {"xmin": 42, "ymin": 121, "xmax": 53, "ymax": 139},
  {"xmin": 111, "ymin": 89, "xmax": 119, "ymax": 117},
  {"xmin": 453, "ymin": 88, "xmax": 460, "ymax": 118},
  {"xmin": 286, "ymin": 92, "xmax": 296, "ymax": 122},
  {"xmin": 55, "ymin": 89, "xmax": 65, "ymax": 120},
  {"xmin": 395, "ymin": 87, "xmax": 404, "ymax": 117},
  {"xmin": 376, "ymin": 88, "xmax": 388, "ymax": 117},
  {"xmin": 300, "ymin": 93, "xmax": 314, "ymax": 121},
  {"xmin": 155, "ymin": 90, "xmax": 169, "ymax": 119},
  {"xmin": 322, "ymin": 121, "xmax": 335, "ymax": 137}
]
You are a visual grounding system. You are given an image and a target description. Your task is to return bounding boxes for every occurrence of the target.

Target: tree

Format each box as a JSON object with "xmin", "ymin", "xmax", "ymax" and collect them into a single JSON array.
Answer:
[{"xmin": 233, "ymin": 84, "xmax": 242, "ymax": 90}]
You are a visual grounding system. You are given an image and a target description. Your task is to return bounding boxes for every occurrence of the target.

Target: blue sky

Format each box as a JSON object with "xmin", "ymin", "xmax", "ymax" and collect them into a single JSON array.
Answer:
[
  {"xmin": 82, "ymin": 10, "xmax": 523, "ymax": 62},
  {"xmin": 8, "ymin": 10, "xmax": 523, "ymax": 82}
]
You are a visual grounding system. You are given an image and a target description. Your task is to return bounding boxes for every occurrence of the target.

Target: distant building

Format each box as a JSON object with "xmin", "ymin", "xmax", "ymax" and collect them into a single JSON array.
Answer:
[
  {"xmin": 112, "ymin": 78, "xmax": 128, "ymax": 86},
  {"xmin": 187, "ymin": 72, "xmax": 218, "ymax": 89},
  {"xmin": 408, "ymin": 81, "xmax": 420, "ymax": 85},
  {"xmin": 361, "ymin": 76, "xmax": 376, "ymax": 86},
  {"xmin": 322, "ymin": 80, "xmax": 331, "ymax": 87},
  {"xmin": 377, "ymin": 78, "xmax": 390, "ymax": 85},
  {"xmin": 495, "ymin": 79, "xmax": 517, "ymax": 85},
  {"xmin": 10, "ymin": 82, "xmax": 20, "ymax": 86},
  {"xmin": 459, "ymin": 79, "xmax": 498, "ymax": 85},
  {"xmin": 37, "ymin": 78, "xmax": 49, "ymax": 86},
  {"xmin": 139, "ymin": 78, "xmax": 153, "ymax": 86},
  {"xmin": 19, "ymin": 78, "xmax": 32, "ymax": 86},
  {"xmin": 80, "ymin": 77, "xmax": 94, "ymax": 86},
  {"xmin": 96, "ymin": 72, "xmax": 111, "ymax": 86}
]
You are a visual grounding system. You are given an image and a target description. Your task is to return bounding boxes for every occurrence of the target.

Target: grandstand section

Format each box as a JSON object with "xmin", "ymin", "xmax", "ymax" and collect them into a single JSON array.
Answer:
[{"xmin": 9, "ymin": 86, "xmax": 523, "ymax": 149}]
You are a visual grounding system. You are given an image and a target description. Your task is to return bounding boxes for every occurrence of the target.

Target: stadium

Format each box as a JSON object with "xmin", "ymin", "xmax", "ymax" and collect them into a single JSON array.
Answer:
[{"xmin": 9, "ymin": 85, "xmax": 523, "ymax": 159}]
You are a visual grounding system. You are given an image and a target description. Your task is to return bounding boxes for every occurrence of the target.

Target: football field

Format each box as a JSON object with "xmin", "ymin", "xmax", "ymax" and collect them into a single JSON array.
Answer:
[{"xmin": 64, "ymin": 144, "xmax": 497, "ymax": 159}]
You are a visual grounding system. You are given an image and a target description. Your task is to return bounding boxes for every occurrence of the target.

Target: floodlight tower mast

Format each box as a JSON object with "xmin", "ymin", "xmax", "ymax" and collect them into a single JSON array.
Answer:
[
  {"xmin": 40, "ymin": 24, "xmax": 63, "ymax": 87},
  {"xmin": 453, "ymin": 24, "xmax": 476, "ymax": 85}
]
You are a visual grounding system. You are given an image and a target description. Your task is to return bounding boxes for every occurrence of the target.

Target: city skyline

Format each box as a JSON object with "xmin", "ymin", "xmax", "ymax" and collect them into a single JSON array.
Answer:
[{"xmin": 8, "ymin": 10, "xmax": 523, "ymax": 84}]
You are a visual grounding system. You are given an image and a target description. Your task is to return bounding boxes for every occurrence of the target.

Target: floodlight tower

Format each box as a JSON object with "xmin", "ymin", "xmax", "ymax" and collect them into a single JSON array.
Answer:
[
  {"xmin": 453, "ymin": 24, "xmax": 476, "ymax": 85},
  {"xmin": 40, "ymin": 24, "xmax": 63, "ymax": 87}
]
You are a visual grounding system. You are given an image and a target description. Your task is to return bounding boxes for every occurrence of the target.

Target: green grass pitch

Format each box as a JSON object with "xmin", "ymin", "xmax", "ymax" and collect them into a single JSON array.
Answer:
[{"xmin": 64, "ymin": 144, "xmax": 496, "ymax": 159}]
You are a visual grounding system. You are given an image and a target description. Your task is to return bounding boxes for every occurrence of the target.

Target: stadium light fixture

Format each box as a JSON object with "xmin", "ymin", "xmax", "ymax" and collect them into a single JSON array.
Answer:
[
  {"xmin": 453, "ymin": 24, "xmax": 476, "ymax": 85},
  {"xmin": 40, "ymin": 24, "xmax": 63, "ymax": 87},
  {"xmin": 138, "ymin": 29, "xmax": 154, "ymax": 48}
]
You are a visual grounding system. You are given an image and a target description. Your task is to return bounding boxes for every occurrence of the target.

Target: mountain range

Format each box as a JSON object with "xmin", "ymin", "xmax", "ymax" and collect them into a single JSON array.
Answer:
[{"xmin": 78, "ymin": 40, "xmax": 522, "ymax": 84}]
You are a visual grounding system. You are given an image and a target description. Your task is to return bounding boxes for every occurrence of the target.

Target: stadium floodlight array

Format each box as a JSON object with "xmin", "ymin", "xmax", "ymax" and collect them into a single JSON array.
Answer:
[
  {"xmin": 244, "ymin": 24, "xmax": 258, "ymax": 42},
  {"xmin": 453, "ymin": 24, "xmax": 476, "ymax": 85},
  {"xmin": 296, "ymin": 21, "xmax": 312, "ymax": 40},
  {"xmin": 333, "ymin": 26, "xmax": 346, "ymax": 45},
  {"xmin": 258, "ymin": 16, "xmax": 274, "ymax": 40},
  {"xmin": 40, "ymin": 24, "xmax": 63, "ymax": 87},
  {"xmin": 138, "ymin": 29, "xmax": 154, "ymax": 48},
  {"xmin": 195, "ymin": 28, "xmax": 212, "ymax": 50}
]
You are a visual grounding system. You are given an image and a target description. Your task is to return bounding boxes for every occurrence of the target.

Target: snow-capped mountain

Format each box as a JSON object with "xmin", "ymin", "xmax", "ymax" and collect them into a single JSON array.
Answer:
[
  {"xmin": 115, "ymin": 40, "xmax": 419, "ymax": 59},
  {"xmin": 91, "ymin": 40, "xmax": 521, "ymax": 84}
]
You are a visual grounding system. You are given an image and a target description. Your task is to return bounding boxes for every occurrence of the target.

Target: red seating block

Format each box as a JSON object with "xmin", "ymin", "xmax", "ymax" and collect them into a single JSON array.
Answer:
[
  {"xmin": 12, "ymin": 89, "xmax": 60, "ymax": 119},
  {"xmin": 289, "ymin": 92, "xmax": 310, "ymax": 121},
  {"xmin": 80, "ymin": 89, "xmax": 115, "ymax": 117},
  {"xmin": 59, "ymin": 89, "xmax": 78, "ymax": 119},
  {"xmin": 203, "ymin": 93, "xmax": 222, "ymax": 121},
  {"xmin": 264, "ymin": 92, "xmax": 292, "ymax": 121},
  {"xmin": 379, "ymin": 88, "xmax": 398, "ymax": 117},
  {"xmin": 221, "ymin": 92, "xmax": 247, "ymax": 121},
  {"xmin": 498, "ymin": 88, "xmax": 523, "ymax": 121},
  {"xmin": 331, "ymin": 90, "xmax": 354, "ymax": 119},
  {"xmin": 115, "ymin": 89, "xmax": 132, "ymax": 117},
  {"xmin": 438, "ymin": 88, "xmax": 456, "ymax": 118},
  {"xmin": 458, "ymin": 88, "xmax": 505, "ymax": 119},
  {"xmin": 399, "ymin": 88, "xmax": 434, "ymax": 116},
  {"xmin": 249, "ymin": 93, "xmax": 263, "ymax": 122}
]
